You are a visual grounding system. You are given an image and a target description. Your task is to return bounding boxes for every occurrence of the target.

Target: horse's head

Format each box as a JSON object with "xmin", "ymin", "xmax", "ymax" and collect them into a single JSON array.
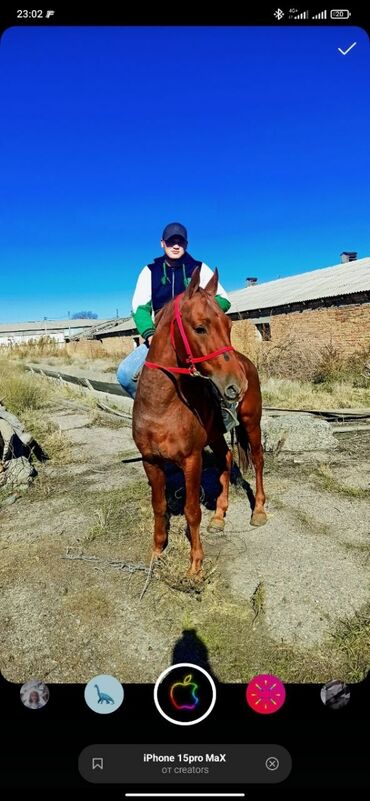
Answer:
[{"xmin": 175, "ymin": 267, "xmax": 248, "ymax": 402}]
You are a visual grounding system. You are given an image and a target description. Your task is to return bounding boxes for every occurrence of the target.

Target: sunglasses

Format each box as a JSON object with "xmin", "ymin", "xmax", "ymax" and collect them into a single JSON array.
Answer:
[{"xmin": 165, "ymin": 238, "xmax": 187, "ymax": 246}]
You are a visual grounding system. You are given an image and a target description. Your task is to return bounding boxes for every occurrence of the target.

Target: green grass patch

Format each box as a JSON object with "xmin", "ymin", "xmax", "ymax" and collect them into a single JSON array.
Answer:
[
  {"xmin": 312, "ymin": 464, "xmax": 370, "ymax": 498},
  {"xmin": 250, "ymin": 581, "xmax": 266, "ymax": 620}
]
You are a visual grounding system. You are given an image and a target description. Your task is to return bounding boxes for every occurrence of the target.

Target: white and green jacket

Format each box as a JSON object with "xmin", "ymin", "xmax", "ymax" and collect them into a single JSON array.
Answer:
[{"xmin": 132, "ymin": 253, "xmax": 231, "ymax": 340}]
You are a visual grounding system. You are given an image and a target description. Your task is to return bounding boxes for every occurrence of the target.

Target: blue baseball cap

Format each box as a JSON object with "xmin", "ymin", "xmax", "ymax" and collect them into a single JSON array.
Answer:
[{"xmin": 162, "ymin": 222, "xmax": 188, "ymax": 242}]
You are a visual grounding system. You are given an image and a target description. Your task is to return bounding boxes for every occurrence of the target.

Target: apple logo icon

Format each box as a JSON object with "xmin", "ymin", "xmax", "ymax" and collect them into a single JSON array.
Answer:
[
  {"xmin": 170, "ymin": 673, "xmax": 200, "ymax": 711},
  {"xmin": 154, "ymin": 663, "xmax": 216, "ymax": 726}
]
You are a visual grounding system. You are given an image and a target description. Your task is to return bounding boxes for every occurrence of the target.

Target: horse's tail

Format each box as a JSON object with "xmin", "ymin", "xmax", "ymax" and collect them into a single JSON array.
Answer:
[{"xmin": 231, "ymin": 424, "xmax": 251, "ymax": 476}]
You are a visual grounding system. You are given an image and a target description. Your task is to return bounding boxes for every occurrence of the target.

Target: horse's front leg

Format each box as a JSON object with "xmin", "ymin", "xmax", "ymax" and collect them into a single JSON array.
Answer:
[
  {"xmin": 207, "ymin": 435, "xmax": 232, "ymax": 532},
  {"xmin": 142, "ymin": 459, "xmax": 169, "ymax": 556},
  {"xmin": 182, "ymin": 452, "xmax": 204, "ymax": 577}
]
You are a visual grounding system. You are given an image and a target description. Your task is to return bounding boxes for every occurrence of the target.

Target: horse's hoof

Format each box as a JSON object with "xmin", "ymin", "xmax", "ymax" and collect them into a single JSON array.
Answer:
[
  {"xmin": 250, "ymin": 511, "xmax": 268, "ymax": 527},
  {"xmin": 152, "ymin": 548, "xmax": 166, "ymax": 560},
  {"xmin": 186, "ymin": 567, "xmax": 205, "ymax": 582},
  {"xmin": 207, "ymin": 517, "xmax": 225, "ymax": 533}
]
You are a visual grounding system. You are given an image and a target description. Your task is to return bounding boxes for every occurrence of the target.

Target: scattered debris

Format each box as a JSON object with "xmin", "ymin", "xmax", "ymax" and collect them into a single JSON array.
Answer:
[
  {"xmin": 96, "ymin": 400, "xmax": 132, "ymax": 420},
  {"xmin": 0, "ymin": 403, "xmax": 47, "ymax": 500},
  {"xmin": 4, "ymin": 456, "xmax": 37, "ymax": 487},
  {"xmin": 61, "ymin": 552, "xmax": 151, "ymax": 574}
]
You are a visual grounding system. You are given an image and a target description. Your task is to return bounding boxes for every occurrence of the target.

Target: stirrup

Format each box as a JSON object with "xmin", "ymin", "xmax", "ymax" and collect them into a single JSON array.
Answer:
[{"xmin": 221, "ymin": 403, "xmax": 239, "ymax": 432}]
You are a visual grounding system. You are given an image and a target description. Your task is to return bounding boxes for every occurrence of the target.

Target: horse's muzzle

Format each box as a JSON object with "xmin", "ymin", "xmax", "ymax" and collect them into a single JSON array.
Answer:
[{"xmin": 224, "ymin": 383, "xmax": 242, "ymax": 401}]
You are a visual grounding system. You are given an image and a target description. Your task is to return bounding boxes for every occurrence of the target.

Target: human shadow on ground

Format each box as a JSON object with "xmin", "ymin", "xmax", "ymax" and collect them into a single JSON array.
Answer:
[{"xmin": 164, "ymin": 449, "xmax": 255, "ymax": 516}]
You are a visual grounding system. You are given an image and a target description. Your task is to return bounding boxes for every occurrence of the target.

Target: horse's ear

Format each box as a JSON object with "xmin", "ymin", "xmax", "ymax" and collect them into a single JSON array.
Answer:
[
  {"xmin": 204, "ymin": 267, "xmax": 219, "ymax": 297},
  {"xmin": 184, "ymin": 265, "xmax": 201, "ymax": 299}
]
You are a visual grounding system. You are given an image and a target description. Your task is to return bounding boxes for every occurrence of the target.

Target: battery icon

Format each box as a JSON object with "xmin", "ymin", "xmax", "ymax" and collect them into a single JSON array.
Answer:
[{"xmin": 330, "ymin": 9, "xmax": 351, "ymax": 18}]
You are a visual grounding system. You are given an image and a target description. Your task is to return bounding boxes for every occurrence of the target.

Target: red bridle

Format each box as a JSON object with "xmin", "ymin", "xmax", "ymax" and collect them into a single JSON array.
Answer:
[{"xmin": 145, "ymin": 293, "xmax": 234, "ymax": 376}]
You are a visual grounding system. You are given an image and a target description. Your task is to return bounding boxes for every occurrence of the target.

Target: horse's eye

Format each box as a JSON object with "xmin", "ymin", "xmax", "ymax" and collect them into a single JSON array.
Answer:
[{"xmin": 194, "ymin": 326, "xmax": 207, "ymax": 334}]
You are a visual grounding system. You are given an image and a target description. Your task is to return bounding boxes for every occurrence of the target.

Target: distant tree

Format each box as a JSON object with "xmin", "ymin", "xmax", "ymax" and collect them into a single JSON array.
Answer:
[{"xmin": 71, "ymin": 311, "xmax": 98, "ymax": 319}]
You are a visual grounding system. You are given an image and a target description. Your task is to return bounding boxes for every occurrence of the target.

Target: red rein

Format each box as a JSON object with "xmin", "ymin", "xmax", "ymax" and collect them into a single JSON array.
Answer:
[{"xmin": 144, "ymin": 294, "xmax": 234, "ymax": 376}]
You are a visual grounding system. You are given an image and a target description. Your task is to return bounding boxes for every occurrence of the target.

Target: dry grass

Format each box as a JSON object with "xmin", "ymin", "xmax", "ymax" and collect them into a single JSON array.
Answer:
[
  {"xmin": 312, "ymin": 463, "xmax": 370, "ymax": 498},
  {"xmin": 250, "ymin": 581, "xmax": 266, "ymax": 620},
  {"xmin": 82, "ymin": 482, "xmax": 150, "ymax": 544},
  {"xmin": 261, "ymin": 376, "xmax": 370, "ymax": 409},
  {"xmin": 0, "ymin": 358, "xmax": 99, "ymax": 463},
  {"xmin": 66, "ymin": 339, "xmax": 117, "ymax": 360},
  {"xmin": 0, "ymin": 359, "xmax": 54, "ymax": 414},
  {"xmin": 0, "ymin": 334, "xmax": 130, "ymax": 363},
  {"xmin": 0, "ymin": 336, "xmax": 73, "ymax": 362},
  {"xmin": 329, "ymin": 608, "xmax": 370, "ymax": 682},
  {"xmin": 0, "ymin": 358, "xmax": 97, "ymax": 412},
  {"xmin": 21, "ymin": 410, "xmax": 74, "ymax": 464}
]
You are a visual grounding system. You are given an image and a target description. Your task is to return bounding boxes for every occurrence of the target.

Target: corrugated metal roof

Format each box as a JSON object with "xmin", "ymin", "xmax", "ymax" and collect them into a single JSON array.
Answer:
[
  {"xmin": 89, "ymin": 318, "xmax": 135, "ymax": 336},
  {"xmin": 0, "ymin": 319, "xmax": 111, "ymax": 334},
  {"xmin": 228, "ymin": 257, "xmax": 370, "ymax": 314},
  {"xmin": 69, "ymin": 317, "xmax": 135, "ymax": 339}
]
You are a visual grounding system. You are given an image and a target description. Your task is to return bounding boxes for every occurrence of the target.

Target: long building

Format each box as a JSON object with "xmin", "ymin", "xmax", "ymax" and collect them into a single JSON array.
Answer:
[
  {"xmin": 78, "ymin": 254, "xmax": 370, "ymax": 359},
  {"xmin": 5, "ymin": 254, "xmax": 369, "ymax": 359},
  {"xmin": 228, "ymin": 254, "xmax": 370, "ymax": 358},
  {"xmin": 0, "ymin": 318, "xmax": 110, "ymax": 345}
]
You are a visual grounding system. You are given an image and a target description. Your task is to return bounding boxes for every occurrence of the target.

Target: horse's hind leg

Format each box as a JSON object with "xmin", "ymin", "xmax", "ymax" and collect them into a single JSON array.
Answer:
[
  {"xmin": 142, "ymin": 460, "xmax": 169, "ymax": 556},
  {"xmin": 207, "ymin": 436, "xmax": 232, "ymax": 532},
  {"xmin": 235, "ymin": 354, "xmax": 268, "ymax": 527},
  {"xmin": 182, "ymin": 452, "xmax": 204, "ymax": 577},
  {"xmin": 238, "ymin": 415, "xmax": 267, "ymax": 526}
]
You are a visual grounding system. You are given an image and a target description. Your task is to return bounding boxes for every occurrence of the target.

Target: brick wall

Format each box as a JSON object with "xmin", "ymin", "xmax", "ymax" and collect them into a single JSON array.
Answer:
[
  {"xmin": 96, "ymin": 335, "xmax": 137, "ymax": 356},
  {"xmin": 231, "ymin": 319, "xmax": 262, "ymax": 362},
  {"xmin": 229, "ymin": 303, "xmax": 370, "ymax": 380},
  {"xmin": 270, "ymin": 303, "xmax": 370, "ymax": 358}
]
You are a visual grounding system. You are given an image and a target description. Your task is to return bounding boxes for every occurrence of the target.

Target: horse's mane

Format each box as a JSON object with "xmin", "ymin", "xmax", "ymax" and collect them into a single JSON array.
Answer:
[
  {"xmin": 154, "ymin": 304, "xmax": 170, "ymax": 328},
  {"xmin": 154, "ymin": 288, "xmax": 211, "ymax": 331}
]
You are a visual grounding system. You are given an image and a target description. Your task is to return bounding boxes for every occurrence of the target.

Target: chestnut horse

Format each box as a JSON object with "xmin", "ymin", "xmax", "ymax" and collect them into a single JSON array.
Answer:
[{"xmin": 132, "ymin": 267, "xmax": 267, "ymax": 577}]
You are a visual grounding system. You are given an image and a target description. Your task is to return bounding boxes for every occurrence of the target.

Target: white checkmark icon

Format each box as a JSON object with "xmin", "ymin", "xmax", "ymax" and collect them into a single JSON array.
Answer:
[{"xmin": 338, "ymin": 42, "xmax": 357, "ymax": 55}]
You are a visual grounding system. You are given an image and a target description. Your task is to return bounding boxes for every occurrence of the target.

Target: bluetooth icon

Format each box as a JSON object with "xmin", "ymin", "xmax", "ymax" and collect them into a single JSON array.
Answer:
[{"xmin": 274, "ymin": 8, "xmax": 285, "ymax": 19}]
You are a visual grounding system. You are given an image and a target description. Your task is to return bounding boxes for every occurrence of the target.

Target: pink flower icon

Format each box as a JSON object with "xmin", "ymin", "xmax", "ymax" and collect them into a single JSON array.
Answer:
[{"xmin": 246, "ymin": 673, "xmax": 286, "ymax": 714}]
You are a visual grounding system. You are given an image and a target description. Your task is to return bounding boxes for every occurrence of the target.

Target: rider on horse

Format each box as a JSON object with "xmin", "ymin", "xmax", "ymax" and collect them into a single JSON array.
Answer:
[{"xmin": 116, "ymin": 222, "xmax": 239, "ymax": 430}]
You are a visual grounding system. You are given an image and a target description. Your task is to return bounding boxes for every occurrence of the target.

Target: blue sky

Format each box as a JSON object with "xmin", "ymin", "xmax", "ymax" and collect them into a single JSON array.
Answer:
[{"xmin": 0, "ymin": 25, "xmax": 369, "ymax": 322}]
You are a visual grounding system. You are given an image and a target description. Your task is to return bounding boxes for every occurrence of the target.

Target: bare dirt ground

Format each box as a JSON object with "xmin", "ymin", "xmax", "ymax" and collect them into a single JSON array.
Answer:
[{"xmin": 1, "ymin": 377, "xmax": 370, "ymax": 685}]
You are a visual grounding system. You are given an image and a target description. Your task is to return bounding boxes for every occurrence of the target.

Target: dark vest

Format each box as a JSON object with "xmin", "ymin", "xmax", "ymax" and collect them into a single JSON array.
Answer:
[{"xmin": 148, "ymin": 252, "xmax": 202, "ymax": 314}]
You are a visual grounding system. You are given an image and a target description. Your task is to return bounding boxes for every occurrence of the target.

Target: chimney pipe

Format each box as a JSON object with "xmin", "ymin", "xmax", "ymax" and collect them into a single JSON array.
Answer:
[
  {"xmin": 340, "ymin": 252, "xmax": 357, "ymax": 263},
  {"xmin": 246, "ymin": 277, "xmax": 258, "ymax": 287}
]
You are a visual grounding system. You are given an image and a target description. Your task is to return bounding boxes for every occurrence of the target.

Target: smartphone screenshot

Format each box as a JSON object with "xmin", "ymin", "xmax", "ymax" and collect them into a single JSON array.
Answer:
[{"xmin": 0, "ymin": 5, "xmax": 369, "ymax": 796}]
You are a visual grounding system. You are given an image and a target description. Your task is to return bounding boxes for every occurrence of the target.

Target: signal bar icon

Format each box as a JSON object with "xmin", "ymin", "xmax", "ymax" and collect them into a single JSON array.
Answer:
[
  {"xmin": 312, "ymin": 9, "xmax": 327, "ymax": 18},
  {"xmin": 294, "ymin": 9, "xmax": 309, "ymax": 18}
]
